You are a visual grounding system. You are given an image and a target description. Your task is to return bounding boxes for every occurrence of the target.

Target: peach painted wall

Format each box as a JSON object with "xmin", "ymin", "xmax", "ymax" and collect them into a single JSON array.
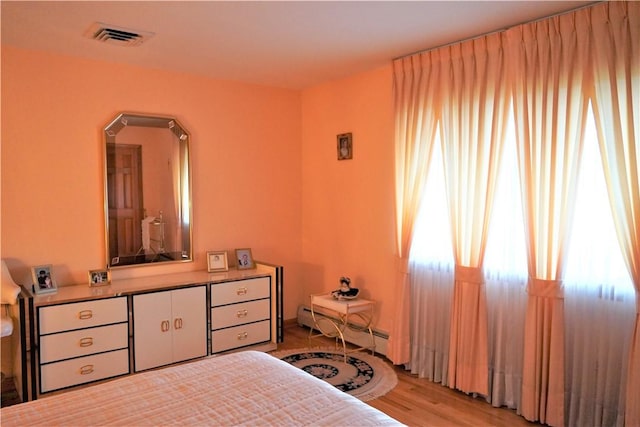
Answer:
[
  {"xmin": 1, "ymin": 46, "xmax": 302, "ymax": 320},
  {"xmin": 300, "ymin": 65, "xmax": 397, "ymax": 333},
  {"xmin": 1, "ymin": 44, "xmax": 399, "ymax": 333}
]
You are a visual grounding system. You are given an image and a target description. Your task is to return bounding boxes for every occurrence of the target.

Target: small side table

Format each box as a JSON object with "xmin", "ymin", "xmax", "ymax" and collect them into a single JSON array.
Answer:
[{"xmin": 309, "ymin": 293, "xmax": 375, "ymax": 362}]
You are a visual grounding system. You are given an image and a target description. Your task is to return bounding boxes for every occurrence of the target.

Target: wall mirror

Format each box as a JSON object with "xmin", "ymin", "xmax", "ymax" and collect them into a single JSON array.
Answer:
[{"xmin": 104, "ymin": 112, "xmax": 192, "ymax": 268}]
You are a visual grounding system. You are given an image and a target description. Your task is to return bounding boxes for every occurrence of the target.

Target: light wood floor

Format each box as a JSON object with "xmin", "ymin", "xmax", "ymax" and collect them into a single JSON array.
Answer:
[{"xmin": 278, "ymin": 321, "xmax": 540, "ymax": 427}]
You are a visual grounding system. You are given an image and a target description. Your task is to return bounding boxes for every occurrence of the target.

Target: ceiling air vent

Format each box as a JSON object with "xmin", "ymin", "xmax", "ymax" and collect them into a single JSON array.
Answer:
[{"xmin": 86, "ymin": 22, "xmax": 154, "ymax": 47}]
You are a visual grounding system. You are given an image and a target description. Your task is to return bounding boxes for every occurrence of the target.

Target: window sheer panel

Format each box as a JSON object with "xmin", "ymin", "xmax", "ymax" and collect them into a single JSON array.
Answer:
[
  {"xmin": 565, "ymin": 285, "xmax": 636, "ymax": 427},
  {"xmin": 565, "ymin": 109, "xmax": 635, "ymax": 295},
  {"xmin": 409, "ymin": 133, "xmax": 454, "ymax": 384},
  {"xmin": 564, "ymin": 107, "xmax": 635, "ymax": 427},
  {"xmin": 408, "ymin": 260, "xmax": 453, "ymax": 384},
  {"xmin": 589, "ymin": 2, "xmax": 640, "ymax": 425},
  {"xmin": 485, "ymin": 274, "xmax": 527, "ymax": 410},
  {"xmin": 484, "ymin": 112, "xmax": 528, "ymax": 279},
  {"xmin": 485, "ymin": 117, "xmax": 528, "ymax": 410},
  {"xmin": 409, "ymin": 135, "xmax": 453, "ymax": 265},
  {"xmin": 389, "ymin": 52, "xmax": 442, "ymax": 364}
]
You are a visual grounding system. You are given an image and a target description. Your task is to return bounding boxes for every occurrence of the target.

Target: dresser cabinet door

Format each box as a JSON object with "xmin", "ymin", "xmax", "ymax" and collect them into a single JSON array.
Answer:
[
  {"xmin": 133, "ymin": 286, "xmax": 207, "ymax": 372},
  {"xmin": 133, "ymin": 291, "xmax": 173, "ymax": 371},
  {"xmin": 171, "ymin": 286, "xmax": 207, "ymax": 363}
]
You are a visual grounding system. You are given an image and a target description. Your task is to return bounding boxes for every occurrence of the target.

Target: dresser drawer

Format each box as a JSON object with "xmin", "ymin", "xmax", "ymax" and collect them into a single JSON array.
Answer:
[
  {"xmin": 211, "ymin": 319, "xmax": 271, "ymax": 353},
  {"xmin": 40, "ymin": 323, "xmax": 128, "ymax": 363},
  {"xmin": 39, "ymin": 297, "xmax": 128, "ymax": 334},
  {"xmin": 40, "ymin": 349, "xmax": 129, "ymax": 393},
  {"xmin": 211, "ymin": 299, "xmax": 270, "ymax": 330},
  {"xmin": 211, "ymin": 277, "xmax": 270, "ymax": 306}
]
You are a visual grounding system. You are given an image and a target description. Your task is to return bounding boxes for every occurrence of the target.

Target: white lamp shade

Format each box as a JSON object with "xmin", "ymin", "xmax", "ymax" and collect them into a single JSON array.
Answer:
[{"xmin": 1, "ymin": 260, "xmax": 21, "ymax": 305}]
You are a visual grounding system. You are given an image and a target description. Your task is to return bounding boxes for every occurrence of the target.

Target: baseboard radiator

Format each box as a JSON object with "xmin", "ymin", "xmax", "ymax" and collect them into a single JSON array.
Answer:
[{"xmin": 296, "ymin": 305, "xmax": 389, "ymax": 357}]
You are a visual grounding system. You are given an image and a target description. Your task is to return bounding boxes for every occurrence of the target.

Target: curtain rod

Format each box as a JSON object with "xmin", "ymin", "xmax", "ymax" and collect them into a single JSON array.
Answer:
[{"xmin": 393, "ymin": 1, "xmax": 603, "ymax": 61}]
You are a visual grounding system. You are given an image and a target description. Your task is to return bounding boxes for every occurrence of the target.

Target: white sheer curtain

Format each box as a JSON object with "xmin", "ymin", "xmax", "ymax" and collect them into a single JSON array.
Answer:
[
  {"xmin": 564, "ymin": 289, "xmax": 635, "ymax": 427},
  {"xmin": 484, "ymin": 114, "xmax": 528, "ymax": 410},
  {"xmin": 408, "ymin": 260, "xmax": 453, "ymax": 384},
  {"xmin": 563, "ymin": 107, "xmax": 636, "ymax": 427},
  {"xmin": 408, "ymin": 136, "xmax": 453, "ymax": 384}
]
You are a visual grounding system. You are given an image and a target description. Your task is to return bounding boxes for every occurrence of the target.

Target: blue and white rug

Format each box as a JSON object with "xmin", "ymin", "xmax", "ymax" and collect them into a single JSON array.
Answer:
[{"xmin": 271, "ymin": 348, "xmax": 398, "ymax": 401}]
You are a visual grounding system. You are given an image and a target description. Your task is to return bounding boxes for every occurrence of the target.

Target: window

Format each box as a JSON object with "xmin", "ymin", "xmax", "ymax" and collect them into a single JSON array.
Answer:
[
  {"xmin": 410, "ymin": 103, "xmax": 633, "ymax": 295},
  {"xmin": 564, "ymin": 104, "xmax": 634, "ymax": 295}
]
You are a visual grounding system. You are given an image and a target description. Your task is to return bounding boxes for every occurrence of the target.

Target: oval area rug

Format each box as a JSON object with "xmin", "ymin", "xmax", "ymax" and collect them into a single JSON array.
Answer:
[{"xmin": 271, "ymin": 348, "xmax": 398, "ymax": 402}]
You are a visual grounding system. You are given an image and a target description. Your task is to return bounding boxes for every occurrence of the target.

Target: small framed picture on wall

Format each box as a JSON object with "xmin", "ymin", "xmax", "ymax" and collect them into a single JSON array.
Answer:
[
  {"xmin": 337, "ymin": 132, "xmax": 353, "ymax": 160},
  {"xmin": 31, "ymin": 264, "xmax": 57, "ymax": 295},
  {"xmin": 235, "ymin": 248, "xmax": 255, "ymax": 270}
]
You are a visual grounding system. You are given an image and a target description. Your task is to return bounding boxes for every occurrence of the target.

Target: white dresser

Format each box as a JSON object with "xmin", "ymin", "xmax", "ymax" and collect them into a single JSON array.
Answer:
[{"xmin": 28, "ymin": 263, "xmax": 283, "ymax": 400}]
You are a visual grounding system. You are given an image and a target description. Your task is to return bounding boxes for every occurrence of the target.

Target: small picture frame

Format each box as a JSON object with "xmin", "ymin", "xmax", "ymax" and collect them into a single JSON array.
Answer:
[
  {"xmin": 207, "ymin": 251, "xmax": 229, "ymax": 272},
  {"xmin": 337, "ymin": 132, "xmax": 353, "ymax": 160},
  {"xmin": 31, "ymin": 264, "xmax": 57, "ymax": 295},
  {"xmin": 235, "ymin": 248, "xmax": 255, "ymax": 270},
  {"xmin": 89, "ymin": 269, "xmax": 111, "ymax": 287}
]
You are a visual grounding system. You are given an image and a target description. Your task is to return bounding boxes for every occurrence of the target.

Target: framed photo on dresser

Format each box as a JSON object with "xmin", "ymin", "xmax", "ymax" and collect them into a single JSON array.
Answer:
[
  {"xmin": 235, "ymin": 248, "xmax": 255, "ymax": 270},
  {"xmin": 89, "ymin": 269, "xmax": 111, "ymax": 287},
  {"xmin": 207, "ymin": 251, "xmax": 229, "ymax": 272},
  {"xmin": 31, "ymin": 264, "xmax": 57, "ymax": 294}
]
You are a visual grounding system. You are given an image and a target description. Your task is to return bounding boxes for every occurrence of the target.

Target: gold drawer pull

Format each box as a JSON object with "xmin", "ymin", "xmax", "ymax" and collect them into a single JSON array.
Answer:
[
  {"xmin": 174, "ymin": 317, "xmax": 183, "ymax": 330},
  {"xmin": 79, "ymin": 337, "xmax": 94, "ymax": 347},
  {"xmin": 237, "ymin": 332, "xmax": 248, "ymax": 340},
  {"xmin": 161, "ymin": 320, "xmax": 170, "ymax": 332},
  {"xmin": 78, "ymin": 310, "xmax": 93, "ymax": 320},
  {"xmin": 79, "ymin": 364, "xmax": 94, "ymax": 375},
  {"xmin": 236, "ymin": 287, "xmax": 248, "ymax": 296},
  {"xmin": 236, "ymin": 309, "xmax": 248, "ymax": 318}
]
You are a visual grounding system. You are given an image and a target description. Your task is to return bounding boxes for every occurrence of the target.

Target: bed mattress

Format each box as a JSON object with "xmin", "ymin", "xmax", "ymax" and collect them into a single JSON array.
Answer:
[{"xmin": 1, "ymin": 350, "xmax": 402, "ymax": 426}]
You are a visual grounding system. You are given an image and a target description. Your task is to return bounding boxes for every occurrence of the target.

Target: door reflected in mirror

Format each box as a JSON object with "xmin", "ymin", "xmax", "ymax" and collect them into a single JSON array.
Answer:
[{"xmin": 104, "ymin": 113, "xmax": 192, "ymax": 268}]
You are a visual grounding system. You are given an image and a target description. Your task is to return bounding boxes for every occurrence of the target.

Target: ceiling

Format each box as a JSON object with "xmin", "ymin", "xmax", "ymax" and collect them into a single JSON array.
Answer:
[{"xmin": 1, "ymin": 1, "xmax": 597, "ymax": 90}]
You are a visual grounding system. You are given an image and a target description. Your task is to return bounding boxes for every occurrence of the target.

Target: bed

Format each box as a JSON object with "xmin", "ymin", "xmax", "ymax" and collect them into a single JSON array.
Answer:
[{"xmin": 0, "ymin": 350, "xmax": 402, "ymax": 426}]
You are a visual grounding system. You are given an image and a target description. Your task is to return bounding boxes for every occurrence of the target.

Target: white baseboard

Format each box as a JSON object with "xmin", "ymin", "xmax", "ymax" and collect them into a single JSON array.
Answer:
[{"xmin": 296, "ymin": 305, "xmax": 388, "ymax": 357}]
